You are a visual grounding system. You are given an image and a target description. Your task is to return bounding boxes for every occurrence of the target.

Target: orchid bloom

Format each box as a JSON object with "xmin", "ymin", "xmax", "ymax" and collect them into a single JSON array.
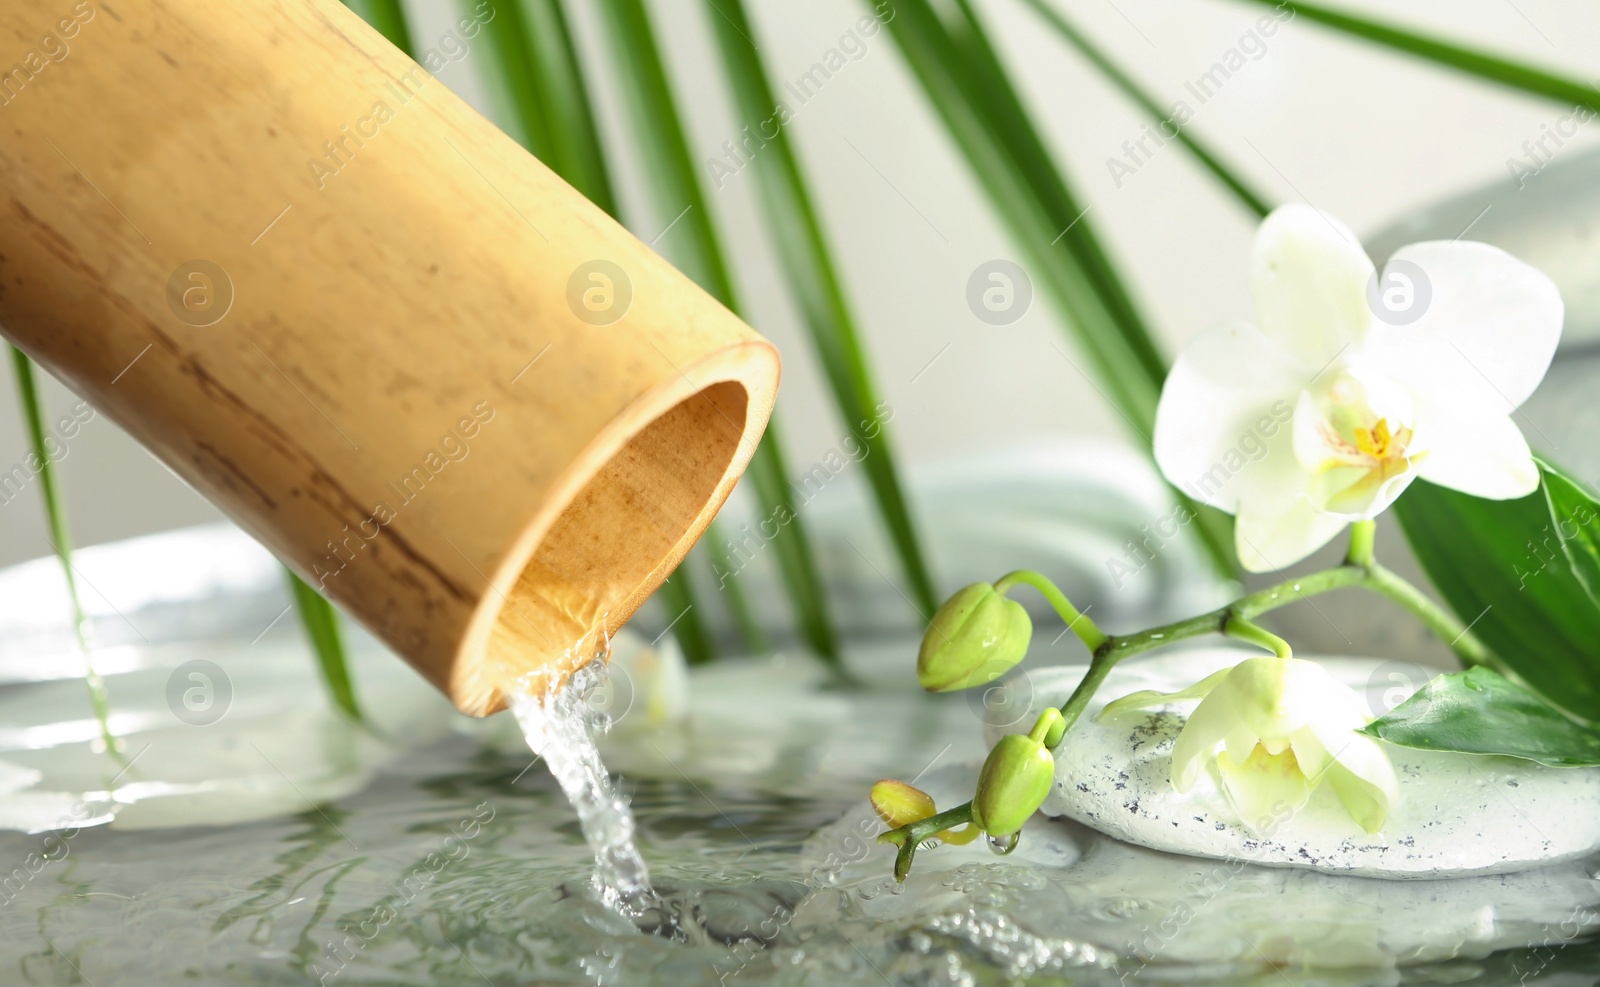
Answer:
[
  {"xmin": 1103, "ymin": 657, "xmax": 1399, "ymax": 833},
  {"xmin": 1154, "ymin": 204, "xmax": 1562, "ymax": 571}
]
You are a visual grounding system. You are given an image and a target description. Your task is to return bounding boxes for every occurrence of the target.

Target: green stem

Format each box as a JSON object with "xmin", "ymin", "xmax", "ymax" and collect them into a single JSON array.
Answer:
[
  {"xmin": 878, "ymin": 800, "xmax": 976, "ymax": 881},
  {"xmin": 1344, "ymin": 518, "xmax": 1376, "ymax": 568},
  {"xmin": 9, "ymin": 347, "xmax": 117, "ymax": 755},
  {"xmin": 1048, "ymin": 547, "xmax": 1495, "ymax": 752},
  {"xmin": 1222, "ymin": 616, "xmax": 1292, "ymax": 658},
  {"xmin": 1363, "ymin": 563, "xmax": 1489, "ymax": 666},
  {"xmin": 994, "ymin": 569, "xmax": 1108, "ymax": 652},
  {"xmin": 885, "ymin": 526, "xmax": 1495, "ymax": 879}
]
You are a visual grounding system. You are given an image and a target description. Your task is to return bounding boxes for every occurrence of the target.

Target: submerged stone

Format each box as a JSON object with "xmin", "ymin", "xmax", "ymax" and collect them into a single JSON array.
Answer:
[{"xmin": 984, "ymin": 649, "xmax": 1600, "ymax": 878}]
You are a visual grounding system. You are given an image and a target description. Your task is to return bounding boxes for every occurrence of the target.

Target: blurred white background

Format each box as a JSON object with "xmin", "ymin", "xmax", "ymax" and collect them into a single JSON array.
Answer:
[{"xmin": 3, "ymin": 0, "xmax": 1597, "ymax": 567}]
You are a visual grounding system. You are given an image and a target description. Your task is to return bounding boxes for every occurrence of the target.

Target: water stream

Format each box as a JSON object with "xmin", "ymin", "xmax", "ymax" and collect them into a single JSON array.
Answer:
[{"xmin": 508, "ymin": 653, "xmax": 657, "ymax": 917}]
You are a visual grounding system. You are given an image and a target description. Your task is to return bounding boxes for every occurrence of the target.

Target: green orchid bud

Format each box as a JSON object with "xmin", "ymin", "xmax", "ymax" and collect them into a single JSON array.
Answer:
[
  {"xmin": 970, "ymin": 707, "xmax": 1060, "ymax": 838},
  {"xmin": 916, "ymin": 582, "xmax": 1032, "ymax": 692}
]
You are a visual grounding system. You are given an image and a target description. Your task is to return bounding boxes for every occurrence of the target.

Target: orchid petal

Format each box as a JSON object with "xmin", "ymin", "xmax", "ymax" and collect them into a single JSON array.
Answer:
[
  {"xmin": 1218, "ymin": 657, "xmax": 1295, "ymax": 743},
  {"xmin": 1298, "ymin": 693, "xmax": 1400, "ymax": 833},
  {"xmin": 1215, "ymin": 744, "xmax": 1311, "ymax": 833},
  {"xmin": 1364, "ymin": 240, "xmax": 1562, "ymax": 416},
  {"xmin": 1323, "ymin": 737, "xmax": 1400, "ymax": 834},
  {"xmin": 1288, "ymin": 725, "xmax": 1333, "ymax": 783},
  {"xmin": 1413, "ymin": 401, "xmax": 1540, "ymax": 501},
  {"xmin": 1154, "ymin": 323, "xmax": 1305, "ymax": 513},
  {"xmin": 1170, "ymin": 689, "xmax": 1255, "ymax": 792},
  {"xmin": 1251, "ymin": 204, "xmax": 1375, "ymax": 371},
  {"xmin": 1100, "ymin": 666, "xmax": 1232, "ymax": 720},
  {"xmin": 1234, "ymin": 494, "xmax": 1350, "ymax": 573}
]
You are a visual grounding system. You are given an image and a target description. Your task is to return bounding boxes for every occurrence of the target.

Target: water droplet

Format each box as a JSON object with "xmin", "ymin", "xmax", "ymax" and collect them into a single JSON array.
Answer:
[
  {"xmin": 1105, "ymin": 898, "xmax": 1143, "ymax": 918},
  {"xmin": 987, "ymin": 832, "xmax": 1020, "ymax": 855}
]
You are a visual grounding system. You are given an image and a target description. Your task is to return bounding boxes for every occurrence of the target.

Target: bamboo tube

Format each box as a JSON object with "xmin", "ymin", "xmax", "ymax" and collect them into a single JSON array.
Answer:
[{"xmin": 0, "ymin": 0, "xmax": 779, "ymax": 715}]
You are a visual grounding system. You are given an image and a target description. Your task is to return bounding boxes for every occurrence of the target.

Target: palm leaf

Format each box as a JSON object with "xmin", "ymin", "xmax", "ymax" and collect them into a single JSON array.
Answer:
[
  {"xmin": 475, "ymin": 0, "xmax": 617, "ymax": 213},
  {"xmin": 8, "ymin": 347, "xmax": 115, "ymax": 751},
  {"xmin": 650, "ymin": 572, "xmax": 713, "ymax": 665},
  {"xmin": 594, "ymin": 0, "xmax": 843, "ymax": 669},
  {"xmin": 702, "ymin": 536, "xmax": 770, "ymax": 655},
  {"xmin": 702, "ymin": 0, "xmax": 941, "ymax": 617},
  {"xmin": 878, "ymin": 0, "xmax": 1237, "ymax": 577},
  {"xmin": 1019, "ymin": 0, "xmax": 1272, "ymax": 217},
  {"xmin": 1233, "ymin": 0, "xmax": 1600, "ymax": 111},
  {"xmin": 286, "ymin": 571, "xmax": 362, "ymax": 721},
  {"xmin": 342, "ymin": 0, "xmax": 414, "ymax": 53}
]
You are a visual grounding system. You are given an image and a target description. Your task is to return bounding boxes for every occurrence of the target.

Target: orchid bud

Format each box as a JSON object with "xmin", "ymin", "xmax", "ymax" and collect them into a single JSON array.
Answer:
[
  {"xmin": 869, "ymin": 779, "xmax": 979, "ymax": 847},
  {"xmin": 970, "ymin": 708, "xmax": 1060, "ymax": 838},
  {"xmin": 916, "ymin": 582, "xmax": 1032, "ymax": 693},
  {"xmin": 869, "ymin": 779, "xmax": 936, "ymax": 829}
]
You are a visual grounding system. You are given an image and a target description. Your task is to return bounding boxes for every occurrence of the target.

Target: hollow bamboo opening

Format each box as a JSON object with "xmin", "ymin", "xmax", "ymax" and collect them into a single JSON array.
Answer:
[{"xmin": 470, "ymin": 379, "xmax": 751, "ymax": 711}]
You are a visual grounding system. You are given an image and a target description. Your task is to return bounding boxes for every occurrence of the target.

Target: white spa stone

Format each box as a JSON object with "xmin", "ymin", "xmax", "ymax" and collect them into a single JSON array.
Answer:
[{"xmin": 982, "ymin": 648, "xmax": 1600, "ymax": 878}]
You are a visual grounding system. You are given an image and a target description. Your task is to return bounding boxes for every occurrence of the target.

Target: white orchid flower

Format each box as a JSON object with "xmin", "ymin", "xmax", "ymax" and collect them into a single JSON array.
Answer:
[
  {"xmin": 1103, "ymin": 656, "xmax": 1399, "ymax": 833},
  {"xmin": 1155, "ymin": 203, "xmax": 1562, "ymax": 571}
]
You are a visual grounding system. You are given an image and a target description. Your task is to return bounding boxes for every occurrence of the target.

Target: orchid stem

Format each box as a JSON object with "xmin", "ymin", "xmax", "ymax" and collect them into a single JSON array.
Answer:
[
  {"xmin": 1044, "ymin": 525, "xmax": 1496, "ymax": 752},
  {"xmin": 882, "ymin": 525, "xmax": 1497, "ymax": 879},
  {"xmin": 1222, "ymin": 616, "xmax": 1292, "ymax": 657},
  {"xmin": 1344, "ymin": 518, "xmax": 1377, "ymax": 568},
  {"xmin": 878, "ymin": 799, "xmax": 976, "ymax": 880},
  {"xmin": 994, "ymin": 569, "xmax": 1108, "ymax": 652}
]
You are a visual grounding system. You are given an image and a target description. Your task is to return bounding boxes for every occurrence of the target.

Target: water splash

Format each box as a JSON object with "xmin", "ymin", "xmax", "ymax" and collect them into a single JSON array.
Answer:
[{"xmin": 509, "ymin": 655, "xmax": 655, "ymax": 915}]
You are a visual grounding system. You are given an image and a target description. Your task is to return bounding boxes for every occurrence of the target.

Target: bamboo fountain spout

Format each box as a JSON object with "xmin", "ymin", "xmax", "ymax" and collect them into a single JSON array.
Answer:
[{"xmin": 0, "ymin": 0, "xmax": 779, "ymax": 714}]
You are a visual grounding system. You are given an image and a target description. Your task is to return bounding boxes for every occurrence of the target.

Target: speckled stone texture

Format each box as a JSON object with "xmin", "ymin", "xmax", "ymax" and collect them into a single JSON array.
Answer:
[{"xmin": 983, "ymin": 648, "xmax": 1600, "ymax": 878}]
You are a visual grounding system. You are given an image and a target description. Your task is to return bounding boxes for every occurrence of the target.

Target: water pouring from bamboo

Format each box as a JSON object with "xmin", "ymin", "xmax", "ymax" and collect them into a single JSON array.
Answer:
[{"xmin": 0, "ymin": 0, "xmax": 779, "ymax": 715}]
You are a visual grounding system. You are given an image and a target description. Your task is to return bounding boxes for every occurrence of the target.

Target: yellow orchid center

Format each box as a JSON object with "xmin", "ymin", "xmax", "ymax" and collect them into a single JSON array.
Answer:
[
  {"xmin": 1318, "ymin": 376, "xmax": 1414, "ymax": 468},
  {"xmin": 1353, "ymin": 417, "xmax": 1393, "ymax": 459},
  {"xmin": 1343, "ymin": 415, "xmax": 1414, "ymax": 469},
  {"xmin": 1297, "ymin": 374, "xmax": 1421, "ymax": 518}
]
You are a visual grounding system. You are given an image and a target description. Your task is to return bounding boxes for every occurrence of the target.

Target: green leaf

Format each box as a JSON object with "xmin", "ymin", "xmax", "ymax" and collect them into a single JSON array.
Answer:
[
  {"xmin": 1018, "ymin": 0, "xmax": 1271, "ymax": 219},
  {"xmin": 651, "ymin": 571, "xmax": 712, "ymax": 666},
  {"xmin": 474, "ymin": 0, "xmax": 618, "ymax": 214},
  {"xmin": 702, "ymin": 0, "xmax": 941, "ymax": 618},
  {"xmin": 1542, "ymin": 464, "xmax": 1600, "ymax": 608},
  {"xmin": 1393, "ymin": 464, "xmax": 1600, "ymax": 721},
  {"xmin": 1232, "ymin": 0, "xmax": 1600, "ymax": 113},
  {"xmin": 286, "ymin": 570, "xmax": 363, "ymax": 722},
  {"xmin": 1365, "ymin": 666, "xmax": 1600, "ymax": 767},
  {"xmin": 8, "ymin": 346, "xmax": 115, "ymax": 752},
  {"xmin": 595, "ymin": 0, "xmax": 842, "ymax": 669},
  {"xmin": 342, "ymin": 0, "xmax": 414, "ymax": 55},
  {"xmin": 876, "ymin": 0, "xmax": 1236, "ymax": 580},
  {"xmin": 702, "ymin": 537, "xmax": 770, "ymax": 656}
]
